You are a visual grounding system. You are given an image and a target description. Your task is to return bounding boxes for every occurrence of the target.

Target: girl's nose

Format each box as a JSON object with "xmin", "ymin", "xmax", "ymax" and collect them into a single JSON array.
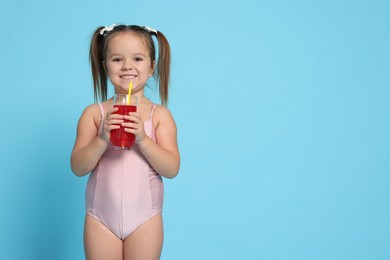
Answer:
[{"xmin": 122, "ymin": 60, "xmax": 133, "ymax": 70}]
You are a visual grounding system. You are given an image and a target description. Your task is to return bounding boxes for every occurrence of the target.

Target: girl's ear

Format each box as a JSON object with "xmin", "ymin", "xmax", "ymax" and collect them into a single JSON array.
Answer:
[{"xmin": 149, "ymin": 60, "xmax": 156, "ymax": 76}]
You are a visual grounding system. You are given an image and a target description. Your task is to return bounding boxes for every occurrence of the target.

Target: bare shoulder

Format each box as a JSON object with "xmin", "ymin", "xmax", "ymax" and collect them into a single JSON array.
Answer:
[
  {"xmin": 82, "ymin": 103, "xmax": 100, "ymax": 114},
  {"xmin": 153, "ymin": 105, "xmax": 176, "ymax": 128},
  {"xmin": 154, "ymin": 105, "xmax": 172, "ymax": 117},
  {"xmin": 79, "ymin": 103, "xmax": 102, "ymax": 130}
]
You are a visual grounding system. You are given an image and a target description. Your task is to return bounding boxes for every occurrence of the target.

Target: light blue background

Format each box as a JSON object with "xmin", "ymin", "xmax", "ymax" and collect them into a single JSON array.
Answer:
[{"xmin": 1, "ymin": 0, "xmax": 389, "ymax": 259}]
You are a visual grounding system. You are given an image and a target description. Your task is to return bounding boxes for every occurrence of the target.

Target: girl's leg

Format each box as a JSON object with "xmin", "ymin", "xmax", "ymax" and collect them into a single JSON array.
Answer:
[
  {"xmin": 123, "ymin": 213, "xmax": 164, "ymax": 260},
  {"xmin": 84, "ymin": 215, "xmax": 123, "ymax": 260}
]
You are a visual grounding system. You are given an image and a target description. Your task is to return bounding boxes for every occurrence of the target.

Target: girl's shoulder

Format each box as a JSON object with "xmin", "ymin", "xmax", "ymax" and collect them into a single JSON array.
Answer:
[
  {"xmin": 79, "ymin": 103, "xmax": 103, "ymax": 130},
  {"xmin": 153, "ymin": 104, "xmax": 173, "ymax": 119},
  {"xmin": 82, "ymin": 103, "xmax": 101, "ymax": 117},
  {"xmin": 152, "ymin": 104, "xmax": 176, "ymax": 128},
  {"xmin": 83, "ymin": 100, "xmax": 112, "ymax": 116}
]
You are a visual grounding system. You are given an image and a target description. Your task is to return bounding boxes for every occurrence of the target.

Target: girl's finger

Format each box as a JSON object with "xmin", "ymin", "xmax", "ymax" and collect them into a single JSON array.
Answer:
[
  {"xmin": 124, "ymin": 115, "xmax": 142, "ymax": 123},
  {"xmin": 107, "ymin": 106, "xmax": 118, "ymax": 114},
  {"xmin": 108, "ymin": 119, "xmax": 124, "ymax": 125},
  {"xmin": 122, "ymin": 122, "xmax": 138, "ymax": 129},
  {"xmin": 108, "ymin": 114, "xmax": 124, "ymax": 120}
]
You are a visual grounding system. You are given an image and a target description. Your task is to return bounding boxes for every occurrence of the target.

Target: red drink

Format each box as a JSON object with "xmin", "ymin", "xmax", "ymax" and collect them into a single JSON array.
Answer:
[{"xmin": 110, "ymin": 104, "xmax": 137, "ymax": 149}]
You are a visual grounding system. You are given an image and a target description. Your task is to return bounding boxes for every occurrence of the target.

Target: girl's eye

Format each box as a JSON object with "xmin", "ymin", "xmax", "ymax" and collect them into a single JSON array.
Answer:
[
  {"xmin": 112, "ymin": 58, "xmax": 122, "ymax": 62},
  {"xmin": 135, "ymin": 57, "xmax": 144, "ymax": 62}
]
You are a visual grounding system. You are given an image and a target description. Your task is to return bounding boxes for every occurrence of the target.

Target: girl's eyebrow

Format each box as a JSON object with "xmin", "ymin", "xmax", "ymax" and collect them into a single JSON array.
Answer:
[
  {"xmin": 134, "ymin": 53, "xmax": 147, "ymax": 57},
  {"xmin": 108, "ymin": 53, "xmax": 122, "ymax": 57},
  {"xmin": 108, "ymin": 52, "xmax": 147, "ymax": 57}
]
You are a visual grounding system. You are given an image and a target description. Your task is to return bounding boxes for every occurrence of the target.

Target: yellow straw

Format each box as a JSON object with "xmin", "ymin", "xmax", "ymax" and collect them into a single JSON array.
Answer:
[{"xmin": 127, "ymin": 81, "xmax": 132, "ymax": 105}]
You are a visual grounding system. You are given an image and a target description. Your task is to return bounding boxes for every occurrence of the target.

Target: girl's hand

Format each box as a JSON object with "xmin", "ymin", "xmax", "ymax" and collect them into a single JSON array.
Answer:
[
  {"xmin": 122, "ymin": 112, "xmax": 147, "ymax": 143},
  {"xmin": 100, "ymin": 106, "xmax": 123, "ymax": 142}
]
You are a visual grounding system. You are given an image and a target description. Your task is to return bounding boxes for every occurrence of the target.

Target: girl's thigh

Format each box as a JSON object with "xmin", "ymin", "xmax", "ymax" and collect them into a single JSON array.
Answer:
[
  {"xmin": 84, "ymin": 215, "xmax": 123, "ymax": 260},
  {"xmin": 123, "ymin": 213, "xmax": 164, "ymax": 260}
]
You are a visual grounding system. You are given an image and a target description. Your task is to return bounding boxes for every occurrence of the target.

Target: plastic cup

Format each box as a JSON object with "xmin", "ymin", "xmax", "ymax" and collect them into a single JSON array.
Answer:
[{"xmin": 110, "ymin": 94, "xmax": 137, "ymax": 150}]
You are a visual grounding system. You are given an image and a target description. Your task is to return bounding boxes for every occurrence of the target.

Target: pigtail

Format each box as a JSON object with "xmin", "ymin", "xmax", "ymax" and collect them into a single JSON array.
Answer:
[
  {"xmin": 155, "ymin": 31, "xmax": 171, "ymax": 107},
  {"xmin": 89, "ymin": 27, "xmax": 108, "ymax": 102}
]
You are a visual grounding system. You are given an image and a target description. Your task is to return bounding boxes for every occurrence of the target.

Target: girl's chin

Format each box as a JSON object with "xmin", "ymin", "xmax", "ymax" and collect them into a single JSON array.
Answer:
[{"xmin": 115, "ymin": 86, "xmax": 142, "ymax": 95}]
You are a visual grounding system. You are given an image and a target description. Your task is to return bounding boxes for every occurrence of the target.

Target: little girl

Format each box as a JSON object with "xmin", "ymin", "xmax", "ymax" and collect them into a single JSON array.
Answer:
[{"xmin": 71, "ymin": 24, "xmax": 180, "ymax": 260}]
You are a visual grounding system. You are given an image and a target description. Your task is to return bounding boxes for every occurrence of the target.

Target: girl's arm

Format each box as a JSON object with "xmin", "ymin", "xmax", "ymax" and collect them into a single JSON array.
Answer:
[
  {"xmin": 138, "ymin": 106, "xmax": 180, "ymax": 179},
  {"xmin": 70, "ymin": 104, "xmax": 110, "ymax": 176}
]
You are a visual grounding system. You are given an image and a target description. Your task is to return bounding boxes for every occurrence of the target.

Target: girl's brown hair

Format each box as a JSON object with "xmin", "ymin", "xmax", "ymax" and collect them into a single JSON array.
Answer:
[{"xmin": 89, "ymin": 25, "xmax": 171, "ymax": 106}]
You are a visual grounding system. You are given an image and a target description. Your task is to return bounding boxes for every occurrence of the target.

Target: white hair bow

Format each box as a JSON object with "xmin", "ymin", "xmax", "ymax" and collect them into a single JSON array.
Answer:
[
  {"xmin": 142, "ymin": 25, "xmax": 158, "ymax": 35},
  {"xmin": 99, "ymin": 24, "xmax": 117, "ymax": 35}
]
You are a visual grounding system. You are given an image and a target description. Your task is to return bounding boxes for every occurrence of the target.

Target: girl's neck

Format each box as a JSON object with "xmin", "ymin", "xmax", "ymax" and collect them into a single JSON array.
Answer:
[{"xmin": 109, "ymin": 93, "xmax": 151, "ymax": 105}]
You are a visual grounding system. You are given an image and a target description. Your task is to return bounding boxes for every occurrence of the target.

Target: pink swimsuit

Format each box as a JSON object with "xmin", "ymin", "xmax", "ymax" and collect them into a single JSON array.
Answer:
[{"xmin": 86, "ymin": 103, "xmax": 163, "ymax": 240}]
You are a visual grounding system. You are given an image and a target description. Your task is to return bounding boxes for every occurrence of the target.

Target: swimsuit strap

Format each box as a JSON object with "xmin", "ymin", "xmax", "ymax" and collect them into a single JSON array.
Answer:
[
  {"xmin": 149, "ymin": 104, "xmax": 157, "ymax": 121},
  {"xmin": 97, "ymin": 103, "xmax": 104, "ymax": 134},
  {"xmin": 98, "ymin": 103, "xmax": 105, "ymax": 118}
]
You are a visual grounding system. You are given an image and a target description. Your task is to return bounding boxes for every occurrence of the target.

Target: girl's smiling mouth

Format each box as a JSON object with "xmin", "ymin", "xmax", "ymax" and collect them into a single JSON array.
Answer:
[{"xmin": 120, "ymin": 74, "xmax": 137, "ymax": 79}]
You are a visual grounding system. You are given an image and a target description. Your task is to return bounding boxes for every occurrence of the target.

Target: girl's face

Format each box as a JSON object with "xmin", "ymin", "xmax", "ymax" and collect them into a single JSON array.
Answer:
[{"xmin": 105, "ymin": 32, "xmax": 154, "ymax": 95}]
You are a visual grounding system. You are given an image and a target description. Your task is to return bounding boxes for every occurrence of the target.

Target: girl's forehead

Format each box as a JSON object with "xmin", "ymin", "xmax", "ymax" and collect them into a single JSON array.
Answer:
[{"xmin": 107, "ymin": 32, "xmax": 148, "ymax": 49}]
